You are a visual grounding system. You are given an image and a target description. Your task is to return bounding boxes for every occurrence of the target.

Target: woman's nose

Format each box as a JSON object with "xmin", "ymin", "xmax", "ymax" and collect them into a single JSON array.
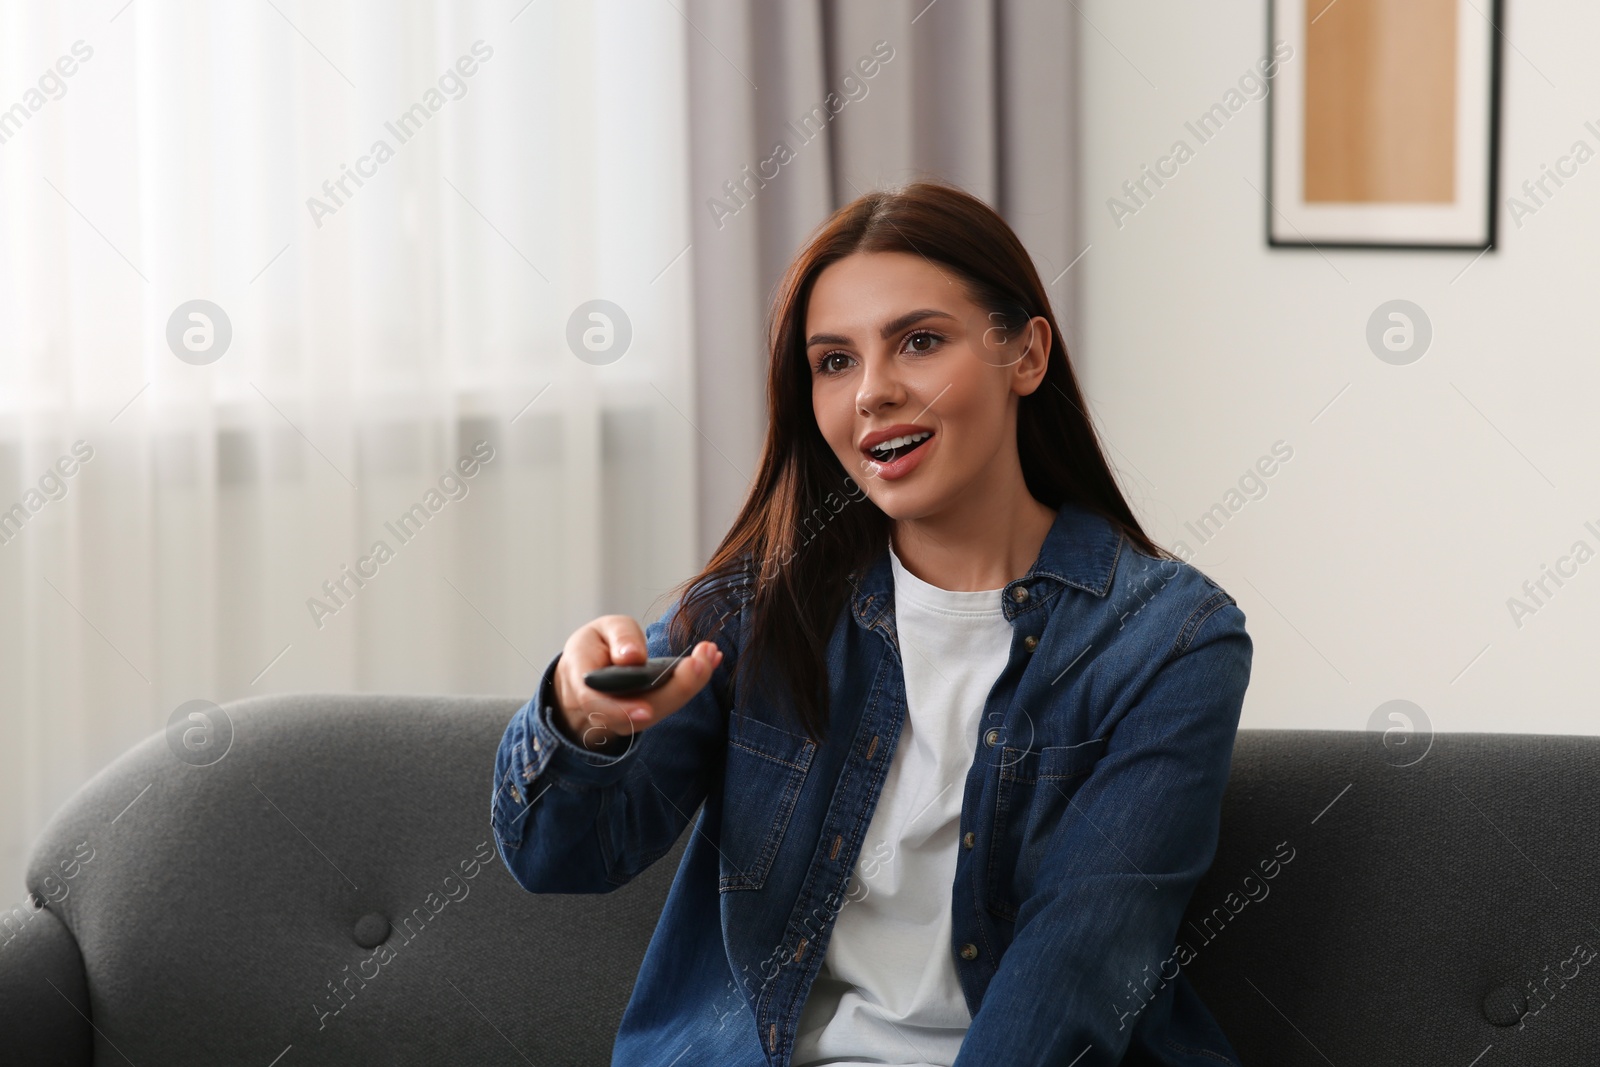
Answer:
[{"xmin": 855, "ymin": 351, "xmax": 904, "ymax": 412}]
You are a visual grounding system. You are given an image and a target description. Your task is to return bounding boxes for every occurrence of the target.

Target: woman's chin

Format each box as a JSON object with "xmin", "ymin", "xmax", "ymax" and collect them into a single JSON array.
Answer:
[{"xmin": 861, "ymin": 482, "xmax": 949, "ymax": 524}]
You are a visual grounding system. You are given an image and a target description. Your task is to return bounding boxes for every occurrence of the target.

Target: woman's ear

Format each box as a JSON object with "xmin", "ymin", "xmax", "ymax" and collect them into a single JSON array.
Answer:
[{"xmin": 1011, "ymin": 316, "xmax": 1052, "ymax": 397}]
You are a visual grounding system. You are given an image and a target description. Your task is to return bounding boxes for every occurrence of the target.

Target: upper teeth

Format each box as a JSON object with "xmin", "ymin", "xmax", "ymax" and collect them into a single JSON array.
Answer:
[{"xmin": 870, "ymin": 431, "xmax": 930, "ymax": 455}]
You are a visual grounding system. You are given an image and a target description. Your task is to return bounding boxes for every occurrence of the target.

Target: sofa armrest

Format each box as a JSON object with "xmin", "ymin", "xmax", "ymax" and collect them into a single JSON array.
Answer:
[{"xmin": 0, "ymin": 900, "xmax": 92, "ymax": 1066}]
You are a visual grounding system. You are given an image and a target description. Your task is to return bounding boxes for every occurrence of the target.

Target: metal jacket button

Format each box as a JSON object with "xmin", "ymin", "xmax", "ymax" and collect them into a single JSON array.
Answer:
[
  {"xmin": 1023, "ymin": 635, "xmax": 1038, "ymax": 652},
  {"xmin": 984, "ymin": 729, "xmax": 1000, "ymax": 747},
  {"xmin": 962, "ymin": 831, "xmax": 975, "ymax": 848},
  {"xmin": 1010, "ymin": 586, "xmax": 1029, "ymax": 603},
  {"xmin": 959, "ymin": 943, "xmax": 978, "ymax": 960}
]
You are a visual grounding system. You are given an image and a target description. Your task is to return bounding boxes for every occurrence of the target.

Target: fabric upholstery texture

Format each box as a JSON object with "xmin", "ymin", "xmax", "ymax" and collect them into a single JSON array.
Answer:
[
  {"xmin": 6, "ymin": 694, "xmax": 1596, "ymax": 1065},
  {"xmin": 11, "ymin": 694, "xmax": 681, "ymax": 1066},
  {"xmin": 0, "ymin": 902, "xmax": 91, "ymax": 1065},
  {"xmin": 1179, "ymin": 729, "xmax": 1600, "ymax": 1065}
]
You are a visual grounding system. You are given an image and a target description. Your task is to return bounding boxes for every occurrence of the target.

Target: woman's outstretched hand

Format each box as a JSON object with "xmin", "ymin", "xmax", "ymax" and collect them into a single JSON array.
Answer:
[{"xmin": 551, "ymin": 615, "xmax": 723, "ymax": 751}]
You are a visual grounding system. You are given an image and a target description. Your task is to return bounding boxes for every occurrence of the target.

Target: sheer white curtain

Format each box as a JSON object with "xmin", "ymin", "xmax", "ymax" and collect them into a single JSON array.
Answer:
[{"xmin": 0, "ymin": 0, "xmax": 698, "ymax": 895}]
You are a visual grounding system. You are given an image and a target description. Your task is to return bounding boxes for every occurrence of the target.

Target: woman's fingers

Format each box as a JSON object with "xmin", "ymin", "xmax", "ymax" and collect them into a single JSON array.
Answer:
[
  {"xmin": 590, "ymin": 614, "xmax": 649, "ymax": 666},
  {"xmin": 622, "ymin": 641, "xmax": 723, "ymax": 728},
  {"xmin": 554, "ymin": 620, "xmax": 723, "ymax": 747}
]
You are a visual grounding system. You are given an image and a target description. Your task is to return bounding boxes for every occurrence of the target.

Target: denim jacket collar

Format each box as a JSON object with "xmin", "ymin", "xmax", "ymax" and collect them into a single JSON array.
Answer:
[{"xmin": 847, "ymin": 500, "xmax": 1125, "ymax": 634}]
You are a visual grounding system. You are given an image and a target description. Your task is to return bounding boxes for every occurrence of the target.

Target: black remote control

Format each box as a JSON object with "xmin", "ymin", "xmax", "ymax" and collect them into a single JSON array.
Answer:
[{"xmin": 584, "ymin": 656, "xmax": 681, "ymax": 696}]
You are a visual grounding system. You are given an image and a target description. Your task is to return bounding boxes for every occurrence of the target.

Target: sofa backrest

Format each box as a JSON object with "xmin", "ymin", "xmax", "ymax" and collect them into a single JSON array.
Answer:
[
  {"xmin": 11, "ymin": 696, "xmax": 1600, "ymax": 1065},
  {"xmin": 13, "ymin": 693, "xmax": 680, "ymax": 1066},
  {"xmin": 1181, "ymin": 728, "xmax": 1600, "ymax": 1064}
]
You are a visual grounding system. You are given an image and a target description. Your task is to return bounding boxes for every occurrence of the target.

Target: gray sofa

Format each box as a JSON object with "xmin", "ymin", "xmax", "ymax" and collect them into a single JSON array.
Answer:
[{"xmin": 1, "ymin": 693, "xmax": 1595, "ymax": 1065}]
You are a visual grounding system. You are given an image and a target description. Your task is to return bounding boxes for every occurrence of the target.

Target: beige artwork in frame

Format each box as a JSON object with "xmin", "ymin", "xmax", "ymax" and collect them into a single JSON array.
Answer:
[{"xmin": 1267, "ymin": 0, "xmax": 1502, "ymax": 249}]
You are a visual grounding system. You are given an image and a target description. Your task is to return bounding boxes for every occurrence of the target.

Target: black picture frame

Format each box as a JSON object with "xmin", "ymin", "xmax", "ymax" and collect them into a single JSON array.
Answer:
[{"xmin": 1265, "ymin": 0, "xmax": 1503, "ymax": 252}]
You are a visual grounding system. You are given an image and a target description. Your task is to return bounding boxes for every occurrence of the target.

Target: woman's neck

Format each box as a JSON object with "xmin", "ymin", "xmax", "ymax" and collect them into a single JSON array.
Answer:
[{"xmin": 890, "ymin": 479, "xmax": 1057, "ymax": 592}]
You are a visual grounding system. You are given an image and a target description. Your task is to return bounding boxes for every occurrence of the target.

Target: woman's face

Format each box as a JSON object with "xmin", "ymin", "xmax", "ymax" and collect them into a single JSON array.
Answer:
[{"xmin": 806, "ymin": 251, "xmax": 1049, "ymax": 522}]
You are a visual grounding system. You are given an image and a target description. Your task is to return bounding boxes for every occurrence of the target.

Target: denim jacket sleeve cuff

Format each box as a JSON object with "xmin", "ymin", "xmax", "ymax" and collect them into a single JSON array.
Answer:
[
  {"xmin": 525, "ymin": 651, "xmax": 636, "ymax": 790},
  {"xmin": 490, "ymin": 651, "xmax": 633, "ymax": 856}
]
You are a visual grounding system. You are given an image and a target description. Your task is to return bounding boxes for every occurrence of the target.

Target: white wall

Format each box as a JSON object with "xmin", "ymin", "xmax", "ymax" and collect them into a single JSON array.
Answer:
[{"xmin": 1076, "ymin": 3, "xmax": 1600, "ymax": 734}]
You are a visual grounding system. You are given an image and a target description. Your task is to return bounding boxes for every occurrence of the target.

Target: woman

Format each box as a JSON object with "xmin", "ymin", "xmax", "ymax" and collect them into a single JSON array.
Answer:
[{"xmin": 491, "ymin": 180, "xmax": 1252, "ymax": 1067}]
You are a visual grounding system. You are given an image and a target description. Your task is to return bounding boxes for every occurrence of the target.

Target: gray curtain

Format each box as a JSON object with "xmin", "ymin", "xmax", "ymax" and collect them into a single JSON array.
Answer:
[{"xmin": 684, "ymin": 0, "xmax": 1081, "ymax": 560}]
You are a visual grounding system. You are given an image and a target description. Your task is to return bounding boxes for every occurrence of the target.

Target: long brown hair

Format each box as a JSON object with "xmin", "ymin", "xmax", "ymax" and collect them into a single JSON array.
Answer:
[{"xmin": 668, "ymin": 179, "xmax": 1170, "ymax": 742}]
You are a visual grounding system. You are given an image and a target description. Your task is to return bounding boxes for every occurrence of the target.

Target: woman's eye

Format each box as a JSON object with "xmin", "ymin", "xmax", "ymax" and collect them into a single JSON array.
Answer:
[
  {"xmin": 906, "ymin": 331, "xmax": 940, "ymax": 353},
  {"xmin": 818, "ymin": 352, "xmax": 850, "ymax": 374}
]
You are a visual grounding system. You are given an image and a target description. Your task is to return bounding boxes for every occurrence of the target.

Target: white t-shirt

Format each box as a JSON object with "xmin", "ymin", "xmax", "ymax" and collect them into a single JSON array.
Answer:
[{"xmin": 791, "ymin": 542, "xmax": 1015, "ymax": 1067}]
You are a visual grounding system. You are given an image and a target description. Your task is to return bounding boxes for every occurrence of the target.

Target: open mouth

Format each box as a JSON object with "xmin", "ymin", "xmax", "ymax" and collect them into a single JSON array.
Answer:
[{"xmin": 866, "ymin": 430, "xmax": 933, "ymax": 464}]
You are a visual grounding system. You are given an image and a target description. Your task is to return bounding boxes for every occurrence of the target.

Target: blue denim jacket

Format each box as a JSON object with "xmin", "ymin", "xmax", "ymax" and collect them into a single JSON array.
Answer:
[{"xmin": 492, "ymin": 501, "xmax": 1253, "ymax": 1066}]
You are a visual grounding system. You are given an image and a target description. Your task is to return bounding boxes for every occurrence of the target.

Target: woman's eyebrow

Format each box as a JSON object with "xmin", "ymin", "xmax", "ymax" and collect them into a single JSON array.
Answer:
[{"xmin": 805, "ymin": 308, "xmax": 957, "ymax": 348}]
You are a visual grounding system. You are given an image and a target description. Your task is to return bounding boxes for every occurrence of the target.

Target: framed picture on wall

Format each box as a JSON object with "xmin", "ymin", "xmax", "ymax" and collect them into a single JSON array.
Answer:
[{"xmin": 1266, "ymin": 0, "xmax": 1503, "ymax": 250}]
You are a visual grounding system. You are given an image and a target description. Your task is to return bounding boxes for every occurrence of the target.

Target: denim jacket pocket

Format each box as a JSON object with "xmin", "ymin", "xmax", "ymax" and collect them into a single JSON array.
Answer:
[
  {"xmin": 985, "ymin": 735, "xmax": 1108, "ymax": 921},
  {"xmin": 718, "ymin": 711, "xmax": 816, "ymax": 893}
]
